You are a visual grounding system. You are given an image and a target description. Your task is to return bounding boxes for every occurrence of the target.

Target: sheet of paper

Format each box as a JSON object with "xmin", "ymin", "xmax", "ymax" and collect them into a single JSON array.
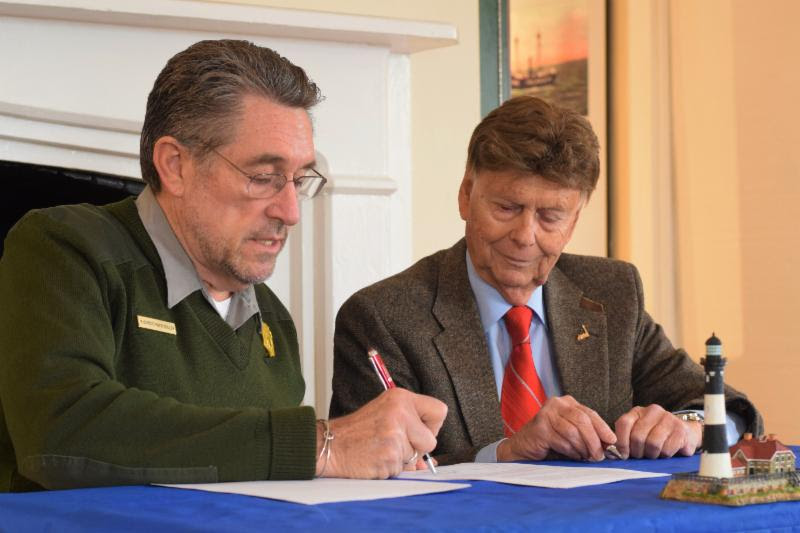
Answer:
[
  {"xmin": 159, "ymin": 478, "xmax": 470, "ymax": 505},
  {"xmin": 398, "ymin": 462, "xmax": 668, "ymax": 489}
]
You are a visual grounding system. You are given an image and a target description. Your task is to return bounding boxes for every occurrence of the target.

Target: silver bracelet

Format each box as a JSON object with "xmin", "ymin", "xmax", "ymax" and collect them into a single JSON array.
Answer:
[{"xmin": 316, "ymin": 419, "xmax": 334, "ymax": 478}]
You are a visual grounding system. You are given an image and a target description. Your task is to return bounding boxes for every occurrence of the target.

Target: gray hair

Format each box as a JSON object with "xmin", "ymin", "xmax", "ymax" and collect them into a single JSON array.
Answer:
[{"xmin": 139, "ymin": 39, "xmax": 322, "ymax": 191}]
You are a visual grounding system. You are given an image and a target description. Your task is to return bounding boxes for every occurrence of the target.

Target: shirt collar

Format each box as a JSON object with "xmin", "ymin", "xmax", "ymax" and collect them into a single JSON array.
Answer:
[
  {"xmin": 135, "ymin": 186, "xmax": 260, "ymax": 330},
  {"xmin": 465, "ymin": 250, "xmax": 546, "ymax": 332}
]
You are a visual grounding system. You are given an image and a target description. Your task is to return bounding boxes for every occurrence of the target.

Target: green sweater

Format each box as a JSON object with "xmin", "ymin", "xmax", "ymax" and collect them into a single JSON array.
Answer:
[{"xmin": 0, "ymin": 198, "xmax": 316, "ymax": 491}]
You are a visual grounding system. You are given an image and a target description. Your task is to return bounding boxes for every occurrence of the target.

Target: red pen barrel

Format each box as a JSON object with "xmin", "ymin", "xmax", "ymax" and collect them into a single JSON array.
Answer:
[{"xmin": 368, "ymin": 349, "xmax": 395, "ymax": 390}]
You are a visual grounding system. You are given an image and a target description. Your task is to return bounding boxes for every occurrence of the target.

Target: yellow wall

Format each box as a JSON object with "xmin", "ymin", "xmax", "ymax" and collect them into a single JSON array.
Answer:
[
  {"xmin": 616, "ymin": 0, "xmax": 799, "ymax": 442},
  {"xmin": 610, "ymin": 0, "xmax": 679, "ymax": 340},
  {"xmin": 205, "ymin": 0, "xmax": 479, "ymax": 261},
  {"xmin": 729, "ymin": 0, "xmax": 799, "ymax": 442},
  {"xmin": 672, "ymin": 0, "xmax": 800, "ymax": 443}
]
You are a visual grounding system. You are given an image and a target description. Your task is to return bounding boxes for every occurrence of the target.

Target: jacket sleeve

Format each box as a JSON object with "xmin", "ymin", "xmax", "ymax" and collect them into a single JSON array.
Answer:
[
  {"xmin": 0, "ymin": 211, "xmax": 316, "ymax": 491},
  {"xmin": 626, "ymin": 263, "xmax": 764, "ymax": 436},
  {"xmin": 330, "ymin": 288, "xmax": 485, "ymax": 466},
  {"xmin": 329, "ymin": 291, "xmax": 398, "ymax": 419}
]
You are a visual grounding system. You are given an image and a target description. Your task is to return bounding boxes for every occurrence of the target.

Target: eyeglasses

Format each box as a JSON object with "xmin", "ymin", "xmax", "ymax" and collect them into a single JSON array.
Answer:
[{"xmin": 210, "ymin": 148, "xmax": 327, "ymax": 200}]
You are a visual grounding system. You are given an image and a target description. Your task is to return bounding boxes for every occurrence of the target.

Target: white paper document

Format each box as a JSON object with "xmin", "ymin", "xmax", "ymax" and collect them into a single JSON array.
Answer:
[
  {"xmin": 159, "ymin": 478, "xmax": 470, "ymax": 505},
  {"xmin": 398, "ymin": 462, "xmax": 668, "ymax": 489}
]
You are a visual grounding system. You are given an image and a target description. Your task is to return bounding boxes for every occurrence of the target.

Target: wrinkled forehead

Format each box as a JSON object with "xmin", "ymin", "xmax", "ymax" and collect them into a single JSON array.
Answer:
[
  {"xmin": 470, "ymin": 166, "xmax": 589, "ymax": 201},
  {"xmin": 229, "ymin": 95, "xmax": 316, "ymax": 165}
]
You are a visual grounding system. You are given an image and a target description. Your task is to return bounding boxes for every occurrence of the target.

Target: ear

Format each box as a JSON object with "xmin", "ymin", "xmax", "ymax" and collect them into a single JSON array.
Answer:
[
  {"xmin": 152, "ymin": 136, "xmax": 189, "ymax": 197},
  {"xmin": 457, "ymin": 170, "xmax": 475, "ymax": 222}
]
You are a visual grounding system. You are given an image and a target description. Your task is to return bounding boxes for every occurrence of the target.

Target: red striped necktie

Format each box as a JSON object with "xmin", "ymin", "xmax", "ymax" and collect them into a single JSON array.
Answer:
[{"xmin": 500, "ymin": 305, "xmax": 547, "ymax": 437}]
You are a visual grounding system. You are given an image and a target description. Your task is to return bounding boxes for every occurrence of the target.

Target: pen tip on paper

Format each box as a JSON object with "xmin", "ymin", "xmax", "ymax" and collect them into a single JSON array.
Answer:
[{"xmin": 604, "ymin": 444, "xmax": 623, "ymax": 460}]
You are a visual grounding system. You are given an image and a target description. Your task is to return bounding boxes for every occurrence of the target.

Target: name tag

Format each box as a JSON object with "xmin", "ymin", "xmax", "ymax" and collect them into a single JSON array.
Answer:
[{"xmin": 137, "ymin": 315, "xmax": 177, "ymax": 335}]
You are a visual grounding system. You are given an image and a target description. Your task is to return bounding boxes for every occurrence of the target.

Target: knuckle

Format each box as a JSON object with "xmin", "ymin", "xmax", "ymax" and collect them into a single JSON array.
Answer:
[{"xmin": 575, "ymin": 410, "xmax": 593, "ymax": 426}]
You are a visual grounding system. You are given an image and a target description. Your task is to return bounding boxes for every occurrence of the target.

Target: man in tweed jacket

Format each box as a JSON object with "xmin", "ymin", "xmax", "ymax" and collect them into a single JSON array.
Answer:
[{"xmin": 330, "ymin": 96, "xmax": 762, "ymax": 465}]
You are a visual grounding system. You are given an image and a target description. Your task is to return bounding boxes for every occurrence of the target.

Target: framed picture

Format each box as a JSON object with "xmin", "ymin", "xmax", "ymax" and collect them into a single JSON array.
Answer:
[{"xmin": 479, "ymin": 0, "xmax": 608, "ymax": 256}]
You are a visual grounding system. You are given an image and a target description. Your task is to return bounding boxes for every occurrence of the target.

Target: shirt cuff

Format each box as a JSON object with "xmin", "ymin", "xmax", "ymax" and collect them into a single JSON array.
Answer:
[
  {"xmin": 725, "ymin": 412, "xmax": 746, "ymax": 444},
  {"xmin": 475, "ymin": 439, "xmax": 506, "ymax": 463}
]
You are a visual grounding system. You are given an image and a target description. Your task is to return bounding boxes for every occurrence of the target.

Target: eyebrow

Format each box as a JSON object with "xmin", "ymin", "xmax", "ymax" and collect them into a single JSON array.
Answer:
[
  {"xmin": 540, "ymin": 205, "xmax": 569, "ymax": 213},
  {"xmin": 242, "ymin": 153, "xmax": 317, "ymax": 171}
]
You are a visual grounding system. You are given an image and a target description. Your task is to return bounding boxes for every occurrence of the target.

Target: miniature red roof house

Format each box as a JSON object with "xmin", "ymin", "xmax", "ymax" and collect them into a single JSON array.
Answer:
[{"xmin": 729, "ymin": 434, "xmax": 796, "ymax": 476}]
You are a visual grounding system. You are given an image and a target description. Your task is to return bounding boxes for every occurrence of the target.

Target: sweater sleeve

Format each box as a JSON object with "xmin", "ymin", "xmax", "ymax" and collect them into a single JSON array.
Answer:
[{"xmin": 0, "ymin": 210, "xmax": 316, "ymax": 490}]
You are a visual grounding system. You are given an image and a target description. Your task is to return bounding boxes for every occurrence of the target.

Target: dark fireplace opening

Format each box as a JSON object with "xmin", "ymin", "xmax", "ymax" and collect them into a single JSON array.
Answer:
[{"xmin": 1, "ymin": 160, "xmax": 145, "ymax": 257}]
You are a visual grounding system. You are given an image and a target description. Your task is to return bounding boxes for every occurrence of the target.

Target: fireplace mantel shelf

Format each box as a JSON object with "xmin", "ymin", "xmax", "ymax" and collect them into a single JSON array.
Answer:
[{"xmin": 0, "ymin": 0, "xmax": 458, "ymax": 53}]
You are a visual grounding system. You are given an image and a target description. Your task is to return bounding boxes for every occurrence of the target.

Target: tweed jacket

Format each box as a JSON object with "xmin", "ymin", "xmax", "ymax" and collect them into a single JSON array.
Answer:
[{"xmin": 330, "ymin": 239, "xmax": 763, "ymax": 464}]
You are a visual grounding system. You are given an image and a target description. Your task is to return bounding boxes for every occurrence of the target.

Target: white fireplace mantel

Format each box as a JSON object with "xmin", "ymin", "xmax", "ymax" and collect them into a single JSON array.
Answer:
[
  {"xmin": 0, "ymin": 0, "xmax": 457, "ymax": 413},
  {"xmin": 0, "ymin": 0, "xmax": 457, "ymax": 53}
]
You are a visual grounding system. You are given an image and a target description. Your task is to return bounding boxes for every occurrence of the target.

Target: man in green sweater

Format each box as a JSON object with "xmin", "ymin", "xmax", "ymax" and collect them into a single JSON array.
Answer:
[{"xmin": 0, "ymin": 40, "xmax": 446, "ymax": 492}]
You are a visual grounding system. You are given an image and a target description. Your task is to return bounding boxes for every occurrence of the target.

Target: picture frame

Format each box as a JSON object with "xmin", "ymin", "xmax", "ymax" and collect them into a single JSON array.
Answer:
[{"xmin": 479, "ymin": 0, "xmax": 608, "ymax": 257}]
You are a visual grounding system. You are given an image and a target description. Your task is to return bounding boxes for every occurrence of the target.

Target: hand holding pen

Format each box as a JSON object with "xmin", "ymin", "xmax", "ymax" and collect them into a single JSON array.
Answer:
[
  {"xmin": 316, "ymin": 383, "xmax": 446, "ymax": 479},
  {"xmin": 368, "ymin": 347, "xmax": 438, "ymax": 474}
]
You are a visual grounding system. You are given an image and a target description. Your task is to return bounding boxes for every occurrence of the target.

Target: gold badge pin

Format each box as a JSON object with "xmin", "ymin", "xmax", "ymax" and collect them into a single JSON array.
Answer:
[
  {"xmin": 577, "ymin": 324, "xmax": 590, "ymax": 341},
  {"xmin": 261, "ymin": 321, "xmax": 276, "ymax": 357}
]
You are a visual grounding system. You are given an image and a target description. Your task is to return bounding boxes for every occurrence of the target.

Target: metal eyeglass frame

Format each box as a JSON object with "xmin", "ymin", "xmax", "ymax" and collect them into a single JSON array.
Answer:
[{"xmin": 210, "ymin": 147, "xmax": 327, "ymax": 200}]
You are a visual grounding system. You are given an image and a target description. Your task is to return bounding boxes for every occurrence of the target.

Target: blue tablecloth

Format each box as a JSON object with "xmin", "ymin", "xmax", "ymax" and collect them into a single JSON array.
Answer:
[{"xmin": 2, "ymin": 448, "xmax": 799, "ymax": 532}]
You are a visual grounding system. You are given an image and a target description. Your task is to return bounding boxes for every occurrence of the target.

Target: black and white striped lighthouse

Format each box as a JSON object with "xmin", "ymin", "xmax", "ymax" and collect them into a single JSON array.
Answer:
[{"xmin": 698, "ymin": 333, "xmax": 733, "ymax": 478}]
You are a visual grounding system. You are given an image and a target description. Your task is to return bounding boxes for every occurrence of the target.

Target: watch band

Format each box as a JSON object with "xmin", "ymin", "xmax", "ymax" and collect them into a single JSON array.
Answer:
[{"xmin": 675, "ymin": 411, "xmax": 704, "ymax": 424}]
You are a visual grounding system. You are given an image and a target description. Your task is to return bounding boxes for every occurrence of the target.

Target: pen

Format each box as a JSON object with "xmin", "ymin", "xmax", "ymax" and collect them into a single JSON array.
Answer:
[
  {"xmin": 367, "ymin": 347, "xmax": 437, "ymax": 475},
  {"xmin": 604, "ymin": 444, "xmax": 623, "ymax": 460}
]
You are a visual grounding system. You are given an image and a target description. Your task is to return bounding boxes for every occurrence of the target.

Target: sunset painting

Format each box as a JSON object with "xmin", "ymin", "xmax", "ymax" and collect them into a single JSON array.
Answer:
[{"xmin": 510, "ymin": 0, "xmax": 588, "ymax": 115}]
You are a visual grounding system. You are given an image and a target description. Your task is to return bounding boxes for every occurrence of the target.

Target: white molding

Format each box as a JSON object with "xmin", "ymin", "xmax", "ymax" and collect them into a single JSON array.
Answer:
[
  {"xmin": 0, "ymin": 102, "xmax": 142, "ymax": 178},
  {"xmin": 324, "ymin": 175, "xmax": 397, "ymax": 196},
  {"xmin": 0, "ymin": 102, "xmax": 141, "ymax": 133},
  {"xmin": 0, "ymin": 0, "xmax": 458, "ymax": 53},
  {"xmin": 0, "ymin": 110, "xmax": 140, "ymax": 157},
  {"xmin": 0, "ymin": 139, "xmax": 142, "ymax": 179},
  {"xmin": 386, "ymin": 53, "xmax": 412, "ymax": 277}
]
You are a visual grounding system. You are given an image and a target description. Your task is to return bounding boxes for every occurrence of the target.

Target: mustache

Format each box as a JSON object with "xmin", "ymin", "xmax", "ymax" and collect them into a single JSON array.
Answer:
[{"xmin": 247, "ymin": 220, "xmax": 287, "ymax": 241}]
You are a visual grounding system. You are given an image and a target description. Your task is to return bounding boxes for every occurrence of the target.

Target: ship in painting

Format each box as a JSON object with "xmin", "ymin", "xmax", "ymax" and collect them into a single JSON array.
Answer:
[{"xmin": 512, "ymin": 31, "xmax": 557, "ymax": 89}]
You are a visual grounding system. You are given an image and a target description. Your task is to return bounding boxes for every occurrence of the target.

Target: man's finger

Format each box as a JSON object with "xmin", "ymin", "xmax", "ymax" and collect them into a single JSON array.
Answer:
[
  {"xmin": 550, "ymin": 410, "xmax": 593, "ymax": 459},
  {"xmin": 577, "ymin": 404, "xmax": 615, "ymax": 461},
  {"xmin": 614, "ymin": 406, "xmax": 644, "ymax": 458},
  {"xmin": 627, "ymin": 405, "xmax": 670, "ymax": 458}
]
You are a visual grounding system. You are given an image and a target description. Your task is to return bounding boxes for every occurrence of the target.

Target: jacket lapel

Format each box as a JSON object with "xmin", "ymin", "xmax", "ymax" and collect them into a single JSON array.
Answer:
[
  {"xmin": 544, "ymin": 266, "xmax": 610, "ymax": 415},
  {"xmin": 431, "ymin": 240, "xmax": 504, "ymax": 446}
]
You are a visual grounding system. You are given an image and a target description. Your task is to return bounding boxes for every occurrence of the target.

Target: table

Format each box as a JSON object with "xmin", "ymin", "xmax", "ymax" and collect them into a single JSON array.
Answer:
[{"xmin": 2, "ymin": 448, "xmax": 798, "ymax": 532}]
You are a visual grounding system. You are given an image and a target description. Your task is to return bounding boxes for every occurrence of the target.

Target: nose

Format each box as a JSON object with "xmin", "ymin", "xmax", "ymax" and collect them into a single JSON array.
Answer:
[
  {"xmin": 509, "ymin": 211, "xmax": 536, "ymax": 247},
  {"xmin": 266, "ymin": 181, "xmax": 300, "ymax": 226}
]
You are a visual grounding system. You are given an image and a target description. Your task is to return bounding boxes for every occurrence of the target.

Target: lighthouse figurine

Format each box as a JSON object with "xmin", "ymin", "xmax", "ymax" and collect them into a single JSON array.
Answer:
[{"xmin": 698, "ymin": 333, "xmax": 733, "ymax": 478}]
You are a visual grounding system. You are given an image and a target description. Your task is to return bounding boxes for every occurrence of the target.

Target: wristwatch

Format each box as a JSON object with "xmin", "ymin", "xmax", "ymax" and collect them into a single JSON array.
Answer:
[{"xmin": 675, "ymin": 412, "xmax": 704, "ymax": 424}]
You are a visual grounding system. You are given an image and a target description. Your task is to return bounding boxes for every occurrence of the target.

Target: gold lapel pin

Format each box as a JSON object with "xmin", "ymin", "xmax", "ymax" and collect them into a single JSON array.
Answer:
[
  {"xmin": 261, "ymin": 321, "xmax": 276, "ymax": 357},
  {"xmin": 577, "ymin": 324, "xmax": 590, "ymax": 341}
]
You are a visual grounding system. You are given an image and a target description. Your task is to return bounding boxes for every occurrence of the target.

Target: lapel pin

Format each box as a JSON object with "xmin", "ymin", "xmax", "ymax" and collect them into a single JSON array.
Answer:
[
  {"xmin": 261, "ymin": 321, "xmax": 276, "ymax": 357},
  {"xmin": 577, "ymin": 324, "xmax": 590, "ymax": 341}
]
